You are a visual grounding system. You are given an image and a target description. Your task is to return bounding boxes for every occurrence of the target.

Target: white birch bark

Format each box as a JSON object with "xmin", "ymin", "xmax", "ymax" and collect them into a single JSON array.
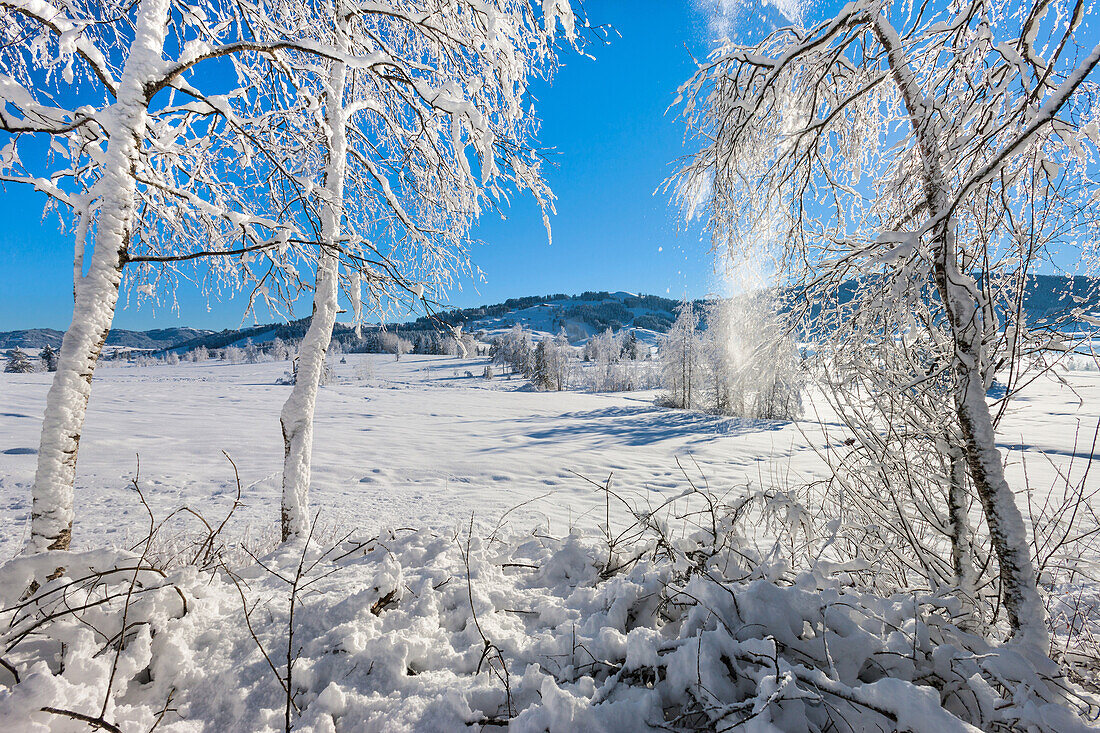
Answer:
[
  {"xmin": 872, "ymin": 13, "xmax": 1048, "ymax": 651},
  {"xmin": 279, "ymin": 18, "xmax": 348, "ymax": 542},
  {"xmin": 27, "ymin": 0, "xmax": 171, "ymax": 554}
]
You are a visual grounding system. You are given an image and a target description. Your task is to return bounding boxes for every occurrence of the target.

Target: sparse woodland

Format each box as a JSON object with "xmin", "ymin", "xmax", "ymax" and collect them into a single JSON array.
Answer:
[{"xmin": 1, "ymin": 0, "xmax": 1099, "ymax": 729}]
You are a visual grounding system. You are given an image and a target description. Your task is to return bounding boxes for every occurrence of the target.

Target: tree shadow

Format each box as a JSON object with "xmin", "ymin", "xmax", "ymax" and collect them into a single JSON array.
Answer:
[{"xmin": 516, "ymin": 404, "xmax": 790, "ymax": 448}]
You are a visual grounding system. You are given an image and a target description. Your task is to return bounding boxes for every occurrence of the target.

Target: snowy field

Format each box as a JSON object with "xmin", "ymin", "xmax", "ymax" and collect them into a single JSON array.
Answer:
[
  {"xmin": 1, "ymin": 355, "xmax": 1099, "ymax": 731},
  {"xmin": 1, "ymin": 353, "xmax": 1097, "ymax": 560}
]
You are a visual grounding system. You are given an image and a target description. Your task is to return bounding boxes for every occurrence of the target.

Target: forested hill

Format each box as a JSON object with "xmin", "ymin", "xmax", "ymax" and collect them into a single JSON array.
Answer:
[
  {"xmin": 0, "ymin": 327, "xmax": 214, "ymax": 351},
  {"xmin": 797, "ymin": 274, "xmax": 1100, "ymax": 329},
  {"xmin": 3, "ymin": 276, "xmax": 1097, "ymax": 353},
  {"xmin": 1, "ymin": 291, "xmax": 688, "ymax": 352}
]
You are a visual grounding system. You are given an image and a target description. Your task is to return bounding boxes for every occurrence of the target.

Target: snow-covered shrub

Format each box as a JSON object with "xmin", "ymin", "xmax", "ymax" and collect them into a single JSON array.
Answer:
[
  {"xmin": 378, "ymin": 332, "xmax": 413, "ymax": 362},
  {"xmin": 1, "ymin": 480, "xmax": 1093, "ymax": 731}
]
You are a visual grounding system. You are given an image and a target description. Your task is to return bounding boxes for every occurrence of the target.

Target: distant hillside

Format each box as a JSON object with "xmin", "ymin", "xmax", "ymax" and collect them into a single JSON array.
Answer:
[
  {"xmin": 410, "ymin": 291, "xmax": 686, "ymax": 343},
  {"xmin": 3, "ymin": 277, "xmax": 1097, "ymax": 354},
  {"xmin": 792, "ymin": 273, "xmax": 1100, "ymax": 332},
  {"xmin": 159, "ymin": 291, "xmax": 688, "ymax": 353},
  {"xmin": 0, "ymin": 327, "xmax": 214, "ymax": 351},
  {"xmin": 0, "ymin": 291, "xmax": 683, "ymax": 354}
]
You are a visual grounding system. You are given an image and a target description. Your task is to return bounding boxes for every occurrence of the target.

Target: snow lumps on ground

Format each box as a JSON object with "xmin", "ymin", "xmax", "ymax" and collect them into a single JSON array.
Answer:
[{"xmin": 2, "ymin": 501, "xmax": 1097, "ymax": 732}]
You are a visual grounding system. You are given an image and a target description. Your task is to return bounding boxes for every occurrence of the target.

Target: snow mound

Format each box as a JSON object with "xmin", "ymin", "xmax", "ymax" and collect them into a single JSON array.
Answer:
[{"xmin": 1, "ymin": 500, "xmax": 1096, "ymax": 731}]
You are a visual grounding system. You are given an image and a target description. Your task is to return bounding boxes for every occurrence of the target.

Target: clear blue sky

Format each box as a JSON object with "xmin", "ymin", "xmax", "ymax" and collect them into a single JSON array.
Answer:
[{"xmin": 0, "ymin": 3, "xmax": 726, "ymax": 331}]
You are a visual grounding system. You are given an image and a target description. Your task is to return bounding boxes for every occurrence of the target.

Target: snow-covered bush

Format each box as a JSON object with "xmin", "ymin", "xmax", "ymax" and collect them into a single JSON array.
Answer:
[{"xmin": 0, "ymin": 480, "xmax": 1094, "ymax": 731}]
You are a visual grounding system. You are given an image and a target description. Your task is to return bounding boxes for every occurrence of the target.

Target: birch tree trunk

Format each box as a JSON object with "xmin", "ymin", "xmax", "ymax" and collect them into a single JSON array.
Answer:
[
  {"xmin": 873, "ymin": 13, "xmax": 1048, "ymax": 651},
  {"xmin": 280, "ymin": 29, "xmax": 348, "ymax": 542},
  {"xmin": 27, "ymin": 0, "xmax": 170, "ymax": 554}
]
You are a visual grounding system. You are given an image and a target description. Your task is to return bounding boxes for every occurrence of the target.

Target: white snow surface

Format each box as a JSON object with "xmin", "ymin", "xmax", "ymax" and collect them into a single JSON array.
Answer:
[
  {"xmin": 1, "ymin": 354, "xmax": 1097, "ymax": 559},
  {"xmin": 1, "ymin": 355, "xmax": 1099, "ymax": 730},
  {"xmin": 1, "ymin": 354, "xmax": 834, "ymax": 556}
]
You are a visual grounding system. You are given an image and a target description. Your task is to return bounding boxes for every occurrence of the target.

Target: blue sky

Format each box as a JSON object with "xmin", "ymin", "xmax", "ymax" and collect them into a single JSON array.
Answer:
[{"xmin": 0, "ymin": 3, "xmax": 726, "ymax": 331}]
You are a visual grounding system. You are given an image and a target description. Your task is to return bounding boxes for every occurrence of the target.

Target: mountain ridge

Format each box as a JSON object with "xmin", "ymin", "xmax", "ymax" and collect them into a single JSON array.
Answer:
[{"xmin": 3, "ymin": 275, "xmax": 1098, "ymax": 353}]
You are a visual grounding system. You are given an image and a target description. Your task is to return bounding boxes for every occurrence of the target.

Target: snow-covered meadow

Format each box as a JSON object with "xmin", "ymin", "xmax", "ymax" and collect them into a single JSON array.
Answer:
[
  {"xmin": 3, "ymin": 354, "xmax": 1093, "ymax": 560},
  {"xmin": 1, "ymin": 354, "xmax": 1098, "ymax": 730},
  {"xmin": 0, "ymin": 354, "xmax": 830, "ymax": 558}
]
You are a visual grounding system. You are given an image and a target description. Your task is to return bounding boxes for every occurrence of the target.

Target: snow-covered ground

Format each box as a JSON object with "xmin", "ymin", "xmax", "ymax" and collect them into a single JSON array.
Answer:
[
  {"xmin": 1, "ymin": 354, "xmax": 1097, "ymax": 559},
  {"xmin": 2, "ymin": 355, "xmax": 1099, "ymax": 731}
]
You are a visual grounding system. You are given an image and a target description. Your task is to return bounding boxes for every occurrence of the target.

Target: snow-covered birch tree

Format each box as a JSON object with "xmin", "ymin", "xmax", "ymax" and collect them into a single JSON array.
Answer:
[
  {"xmin": 676, "ymin": 0, "xmax": 1100, "ymax": 651},
  {"xmin": 0, "ymin": 0, "xmax": 346, "ymax": 554},
  {"xmin": 660, "ymin": 300, "xmax": 701, "ymax": 409},
  {"xmin": 263, "ymin": 0, "xmax": 579, "ymax": 540}
]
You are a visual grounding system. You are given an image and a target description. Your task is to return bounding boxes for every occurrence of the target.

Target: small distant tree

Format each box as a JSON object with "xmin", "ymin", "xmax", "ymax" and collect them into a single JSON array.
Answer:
[
  {"xmin": 5, "ymin": 348, "xmax": 34, "ymax": 374},
  {"xmin": 492, "ymin": 324, "xmax": 536, "ymax": 376},
  {"xmin": 38, "ymin": 345, "xmax": 58, "ymax": 372},
  {"xmin": 514, "ymin": 335, "xmax": 534, "ymax": 377},
  {"xmin": 660, "ymin": 301, "xmax": 700, "ymax": 409},
  {"xmin": 533, "ymin": 332, "xmax": 569, "ymax": 391},
  {"xmin": 271, "ymin": 338, "xmax": 290, "ymax": 361},
  {"xmin": 379, "ymin": 332, "xmax": 412, "ymax": 361},
  {"xmin": 623, "ymin": 331, "xmax": 639, "ymax": 360},
  {"xmin": 582, "ymin": 338, "xmax": 597, "ymax": 362},
  {"xmin": 701, "ymin": 296, "xmax": 802, "ymax": 420}
]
